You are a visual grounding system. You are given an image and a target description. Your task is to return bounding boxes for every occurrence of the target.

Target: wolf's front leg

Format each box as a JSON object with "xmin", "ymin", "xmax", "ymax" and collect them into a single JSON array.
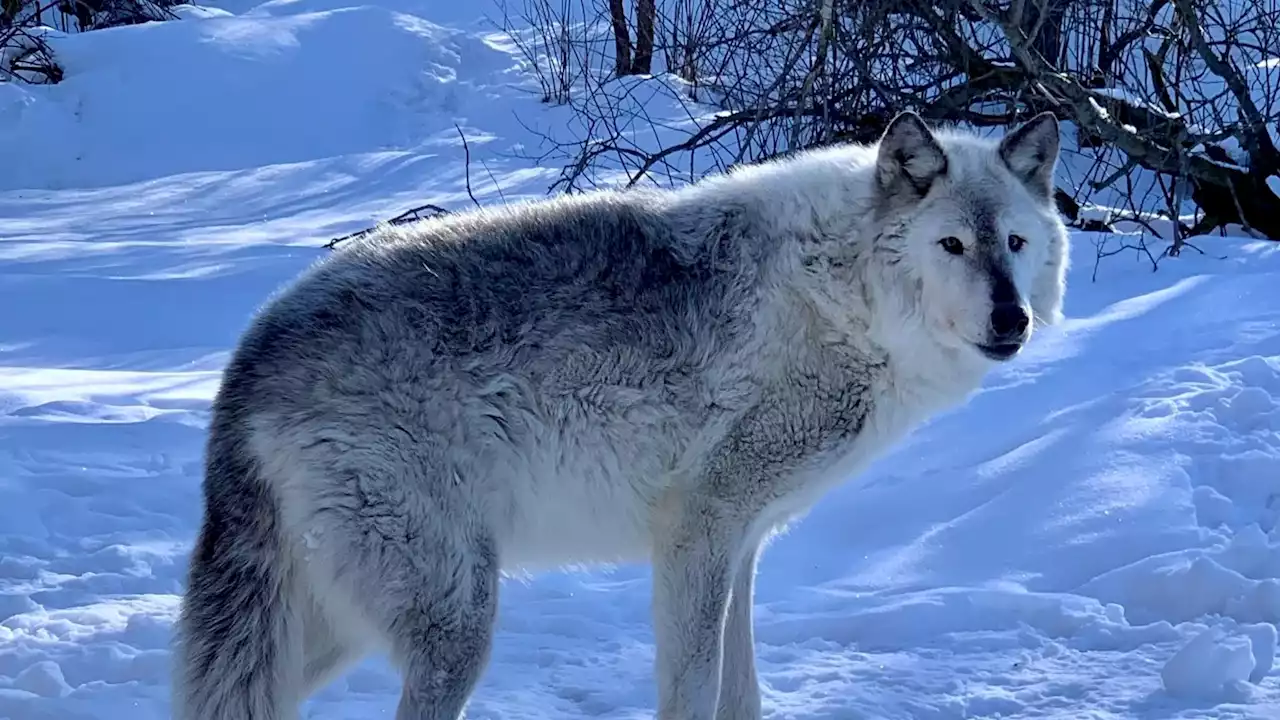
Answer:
[
  {"xmin": 651, "ymin": 496, "xmax": 744, "ymax": 720},
  {"xmin": 716, "ymin": 545, "xmax": 762, "ymax": 720}
]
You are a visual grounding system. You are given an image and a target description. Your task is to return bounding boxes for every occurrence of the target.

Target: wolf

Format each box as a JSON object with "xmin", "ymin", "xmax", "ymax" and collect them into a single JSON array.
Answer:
[{"xmin": 171, "ymin": 110, "xmax": 1069, "ymax": 720}]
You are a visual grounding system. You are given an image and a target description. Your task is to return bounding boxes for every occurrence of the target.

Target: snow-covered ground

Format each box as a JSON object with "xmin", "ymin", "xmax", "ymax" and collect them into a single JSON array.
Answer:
[{"xmin": 2, "ymin": 1, "xmax": 1280, "ymax": 718}]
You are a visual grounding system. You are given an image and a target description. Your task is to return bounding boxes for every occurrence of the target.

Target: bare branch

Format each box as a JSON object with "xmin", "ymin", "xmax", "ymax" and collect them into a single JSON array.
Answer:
[
  {"xmin": 324, "ymin": 204, "xmax": 451, "ymax": 249},
  {"xmin": 1172, "ymin": 0, "xmax": 1280, "ymax": 173},
  {"xmin": 455, "ymin": 123, "xmax": 482, "ymax": 209}
]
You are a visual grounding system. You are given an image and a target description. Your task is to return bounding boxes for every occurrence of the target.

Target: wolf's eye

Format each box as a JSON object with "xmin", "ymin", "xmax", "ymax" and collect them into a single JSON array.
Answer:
[
  {"xmin": 938, "ymin": 236, "xmax": 965, "ymax": 255},
  {"xmin": 1008, "ymin": 234, "xmax": 1027, "ymax": 252}
]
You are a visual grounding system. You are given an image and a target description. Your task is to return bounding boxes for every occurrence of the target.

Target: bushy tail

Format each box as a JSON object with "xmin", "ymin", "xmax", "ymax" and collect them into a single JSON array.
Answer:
[{"xmin": 172, "ymin": 425, "xmax": 299, "ymax": 720}]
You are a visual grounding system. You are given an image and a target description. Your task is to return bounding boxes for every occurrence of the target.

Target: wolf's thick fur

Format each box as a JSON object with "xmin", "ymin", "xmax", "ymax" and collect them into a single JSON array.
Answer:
[{"xmin": 172, "ymin": 112, "xmax": 1069, "ymax": 720}]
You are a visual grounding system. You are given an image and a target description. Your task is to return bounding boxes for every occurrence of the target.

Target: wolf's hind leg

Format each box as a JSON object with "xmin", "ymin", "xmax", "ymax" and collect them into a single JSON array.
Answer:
[
  {"xmin": 298, "ymin": 591, "xmax": 371, "ymax": 696},
  {"xmin": 388, "ymin": 551, "xmax": 498, "ymax": 720},
  {"xmin": 314, "ymin": 466, "xmax": 500, "ymax": 720}
]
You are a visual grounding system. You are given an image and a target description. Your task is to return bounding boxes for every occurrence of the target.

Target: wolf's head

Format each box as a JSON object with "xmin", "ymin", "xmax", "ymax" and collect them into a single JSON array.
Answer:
[{"xmin": 868, "ymin": 110, "xmax": 1069, "ymax": 363}]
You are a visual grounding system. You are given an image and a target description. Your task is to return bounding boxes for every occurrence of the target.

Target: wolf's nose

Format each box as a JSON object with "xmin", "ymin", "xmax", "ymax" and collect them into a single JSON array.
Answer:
[{"xmin": 990, "ymin": 303, "xmax": 1030, "ymax": 340}]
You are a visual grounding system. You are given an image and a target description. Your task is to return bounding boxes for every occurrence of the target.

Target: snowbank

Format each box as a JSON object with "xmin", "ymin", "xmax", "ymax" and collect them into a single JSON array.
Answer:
[{"xmin": 0, "ymin": 1, "xmax": 519, "ymax": 190}]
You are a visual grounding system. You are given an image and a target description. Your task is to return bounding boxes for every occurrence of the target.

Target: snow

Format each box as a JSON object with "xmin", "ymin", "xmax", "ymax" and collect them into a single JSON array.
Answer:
[
  {"xmin": 1, "ymin": 1, "xmax": 1279, "ymax": 718},
  {"xmin": 1161, "ymin": 627, "xmax": 1259, "ymax": 701}
]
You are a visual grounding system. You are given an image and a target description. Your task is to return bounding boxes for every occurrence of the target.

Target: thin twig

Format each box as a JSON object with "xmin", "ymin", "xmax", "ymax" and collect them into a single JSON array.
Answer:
[
  {"xmin": 324, "ymin": 203, "xmax": 451, "ymax": 249},
  {"xmin": 455, "ymin": 123, "xmax": 482, "ymax": 209}
]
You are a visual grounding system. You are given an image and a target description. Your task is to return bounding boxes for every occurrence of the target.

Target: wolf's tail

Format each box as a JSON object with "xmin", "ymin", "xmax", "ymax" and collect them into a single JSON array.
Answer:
[{"xmin": 172, "ymin": 420, "xmax": 299, "ymax": 720}]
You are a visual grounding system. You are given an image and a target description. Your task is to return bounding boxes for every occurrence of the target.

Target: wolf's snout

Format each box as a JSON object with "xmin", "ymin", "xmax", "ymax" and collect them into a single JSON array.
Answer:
[
  {"xmin": 989, "ymin": 302, "xmax": 1029, "ymax": 341},
  {"xmin": 976, "ymin": 301, "xmax": 1031, "ymax": 361}
]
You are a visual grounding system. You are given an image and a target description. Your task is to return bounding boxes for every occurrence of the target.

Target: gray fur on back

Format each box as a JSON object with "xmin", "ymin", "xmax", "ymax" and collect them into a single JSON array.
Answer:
[{"xmin": 238, "ymin": 189, "xmax": 770, "ymax": 442}]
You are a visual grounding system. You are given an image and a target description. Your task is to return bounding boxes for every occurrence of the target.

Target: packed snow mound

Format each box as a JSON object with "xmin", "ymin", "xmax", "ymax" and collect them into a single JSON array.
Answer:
[
  {"xmin": 1161, "ymin": 626, "xmax": 1270, "ymax": 701},
  {"xmin": 0, "ymin": 2, "xmax": 518, "ymax": 190}
]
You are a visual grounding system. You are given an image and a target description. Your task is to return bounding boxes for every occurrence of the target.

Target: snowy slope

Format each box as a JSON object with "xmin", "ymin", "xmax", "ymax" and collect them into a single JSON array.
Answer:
[{"xmin": 2, "ymin": 1, "xmax": 1280, "ymax": 719}]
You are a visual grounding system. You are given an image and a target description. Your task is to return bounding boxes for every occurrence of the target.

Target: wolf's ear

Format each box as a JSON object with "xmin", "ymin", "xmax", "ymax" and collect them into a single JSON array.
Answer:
[
  {"xmin": 875, "ymin": 111, "xmax": 948, "ymax": 200},
  {"xmin": 999, "ymin": 112, "xmax": 1060, "ymax": 199}
]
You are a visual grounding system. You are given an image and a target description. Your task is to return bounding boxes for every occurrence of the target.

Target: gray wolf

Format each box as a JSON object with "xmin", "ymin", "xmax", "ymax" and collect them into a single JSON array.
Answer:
[{"xmin": 171, "ymin": 110, "xmax": 1069, "ymax": 720}]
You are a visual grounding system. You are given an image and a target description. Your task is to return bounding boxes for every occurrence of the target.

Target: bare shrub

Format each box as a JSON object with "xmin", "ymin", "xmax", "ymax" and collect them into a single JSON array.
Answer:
[
  {"xmin": 492, "ymin": 0, "xmax": 619, "ymax": 104},
  {"xmin": 2, "ymin": 0, "xmax": 182, "ymax": 84},
  {"xmin": 508, "ymin": 0, "xmax": 1280, "ymax": 256}
]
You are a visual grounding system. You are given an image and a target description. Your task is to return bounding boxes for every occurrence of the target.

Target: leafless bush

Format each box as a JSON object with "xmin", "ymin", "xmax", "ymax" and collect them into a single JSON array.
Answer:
[
  {"xmin": 658, "ymin": 0, "xmax": 717, "ymax": 85},
  {"xmin": 2, "ymin": 5, "xmax": 62, "ymax": 83},
  {"xmin": 2, "ymin": 0, "xmax": 181, "ymax": 83},
  {"xmin": 492, "ymin": 0, "xmax": 615, "ymax": 104},
  {"xmin": 508, "ymin": 0, "xmax": 1280, "ymax": 256}
]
